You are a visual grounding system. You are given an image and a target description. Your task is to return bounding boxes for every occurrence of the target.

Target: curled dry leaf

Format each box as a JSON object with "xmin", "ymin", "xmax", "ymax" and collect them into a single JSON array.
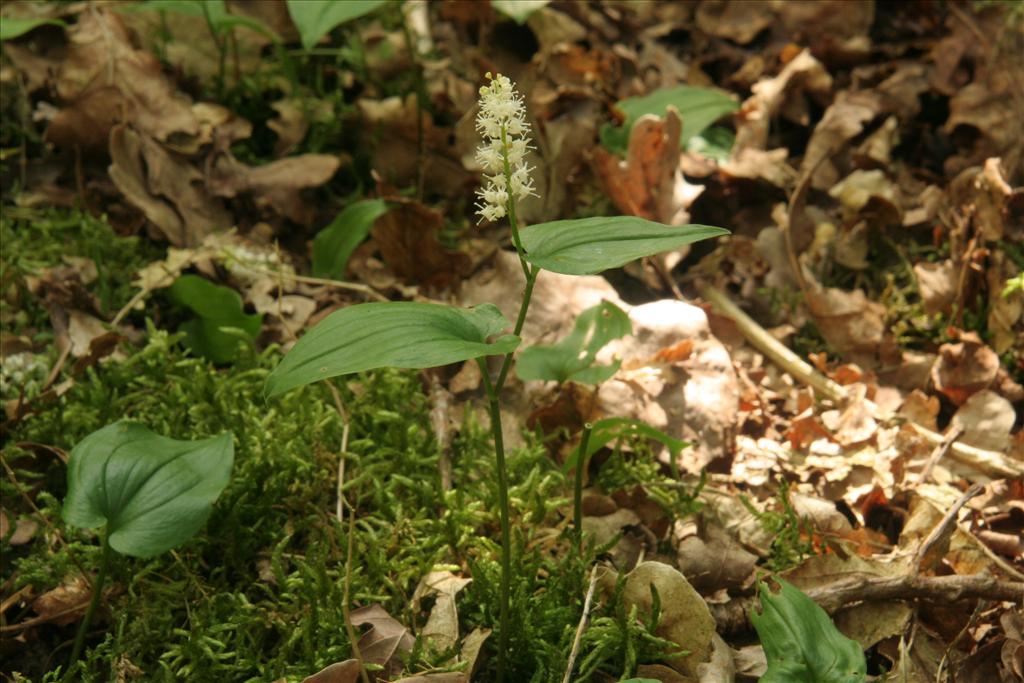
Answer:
[
  {"xmin": 109, "ymin": 124, "xmax": 231, "ymax": 246},
  {"xmin": 209, "ymin": 153, "xmax": 340, "ymax": 226},
  {"xmin": 592, "ymin": 107, "xmax": 703, "ymax": 226},
  {"xmin": 914, "ymin": 259, "xmax": 957, "ymax": 315},
  {"xmin": 803, "ymin": 90, "xmax": 882, "ymax": 190},
  {"xmin": 411, "ymin": 570, "xmax": 472, "ymax": 655},
  {"xmin": 350, "ymin": 603, "xmax": 415, "ymax": 677},
  {"xmin": 48, "ymin": 8, "xmax": 199, "ymax": 150},
  {"xmin": 930, "ymin": 336, "xmax": 999, "ymax": 405},
  {"xmin": 734, "ymin": 49, "xmax": 832, "ymax": 152},
  {"xmin": 32, "ymin": 574, "xmax": 93, "ymax": 626}
]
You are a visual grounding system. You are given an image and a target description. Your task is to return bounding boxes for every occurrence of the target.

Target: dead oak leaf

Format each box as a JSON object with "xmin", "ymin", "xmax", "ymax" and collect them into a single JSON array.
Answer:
[
  {"xmin": 109, "ymin": 124, "xmax": 231, "ymax": 246},
  {"xmin": 51, "ymin": 8, "xmax": 198, "ymax": 148},
  {"xmin": 370, "ymin": 200, "xmax": 471, "ymax": 292},
  {"xmin": 209, "ymin": 153, "xmax": 340, "ymax": 226}
]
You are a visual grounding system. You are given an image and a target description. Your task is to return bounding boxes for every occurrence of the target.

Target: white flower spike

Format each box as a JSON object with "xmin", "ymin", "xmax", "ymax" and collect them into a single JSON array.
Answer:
[{"xmin": 475, "ymin": 73, "xmax": 537, "ymax": 223}]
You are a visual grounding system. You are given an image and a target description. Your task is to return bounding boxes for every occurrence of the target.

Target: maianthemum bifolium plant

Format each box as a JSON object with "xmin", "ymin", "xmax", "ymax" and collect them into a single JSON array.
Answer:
[{"xmin": 264, "ymin": 73, "xmax": 729, "ymax": 680}]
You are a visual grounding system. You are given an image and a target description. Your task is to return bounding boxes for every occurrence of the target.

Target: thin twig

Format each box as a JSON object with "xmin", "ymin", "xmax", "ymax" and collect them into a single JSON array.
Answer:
[
  {"xmin": 237, "ymin": 265, "xmax": 389, "ymax": 302},
  {"xmin": 562, "ymin": 565, "xmax": 601, "ymax": 683},
  {"xmin": 913, "ymin": 483, "xmax": 983, "ymax": 573},
  {"xmin": 709, "ymin": 573, "xmax": 1024, "ymax": 634},
  {"xmin": 918, "ymin": 426, "xmax": 965, "ymax": 484}
]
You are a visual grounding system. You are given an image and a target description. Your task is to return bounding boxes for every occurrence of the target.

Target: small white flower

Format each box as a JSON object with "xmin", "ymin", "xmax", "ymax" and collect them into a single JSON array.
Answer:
[{"xmin": 475, "ymin": 73, "xmax": 537, "ymax": 223}]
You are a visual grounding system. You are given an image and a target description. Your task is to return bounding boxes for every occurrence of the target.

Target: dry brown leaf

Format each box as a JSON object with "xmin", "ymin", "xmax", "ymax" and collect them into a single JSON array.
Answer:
[
  {"xmin": 695, "ymin": 0, "xmax": 773, "ymax": 45},
  {"xmin": 734, "ymin": 49, "xmax": 832, "ymax": 152},
  {"xmin": 209, "ymin": 153, "xmax": 340, "ymax": 226},
  {"xmin": 592, "ymin": 108, "xmax": 702, "ymax": 226},
  {"xmin": 267, "ymin": 100, "xmax": 309, "ymax": 158},
  {"xmin": 803, "ymin": 90, "xmax": 882, "ymax": 190},
  {"xmin": 411, "ymin": 570, "xmax": 472, "ymax": 656},
  {"xmin": 301, "ymin": 660, "xmax": 362, "ymax": 683},
  {"xmin": 350, "ymin": 603, "xmax": 415, "ymax": 675},
  {"xmin": 109, "ymin": 124, "xmax": 231, "ymax": 246},
  {"xmin": 914, "ymin": 260, "xmax": 957, "ymax": 316},
  {"xmin": 371, "ymin": 200, "xmax": 472, "ymax": 292},
  {"xmin": 618, "ymin": 561, "xmax": 717, "ymax": 678},
  {"xmin": 52, "ymin": 8, "xmax": 198, "ymax": 147},
  {"xmin": 32, "ymin": 574, "xmax": 92, "ymax": 626},
  {"xmin": 948, "ymin": 389, "xmax": 1015, "ymax": 453},
  {"xmin": 674, "ymin": 522, "xmax": 757, "ymax": 593},
  {"xmin": 804, "ymin": 279, "xmax": 888, "ymax": 362},
  {"xmin": 931, "ymin": 337, "xmax": 999, "ymax": 406}
]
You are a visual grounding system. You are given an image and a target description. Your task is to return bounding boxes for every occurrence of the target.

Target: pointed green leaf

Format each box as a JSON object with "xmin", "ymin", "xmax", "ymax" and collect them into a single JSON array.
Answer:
[
  {"xmin": 600, "ymin": 85, "xmax": 738, "ymax": 156},
  {"xmin": 170, "ymin": 275, "xmax": 262, "ymax": 364},
  {"xmin": 63, "ymin": 422, "xmax": 234, "ymax": 558},
  {"xmin": 516, "ymin": 301, "xmax": 630, "ymax": 384},
  {"xmin": 287, "ymin": 0, "xmax": 389, "ymax": 50},
  {"xmin": 563, "ymin": 417, "xmax": 689, "ymax": 473},
  {"xmin": 520, "ymin": 217, "xmax": 728, "ymax": 275},
  {"xmin": 751, "ymin": 579, "xmax": 867, "ymax": 683},
  {"xmin": 312, "ymin": 199, "xmax": 389, "ymax": 279},
  {"xmin": 0, "ymin": 17, "xmax": 65, "ymax": 42},
  {"xmin": 265, "ymin": 302, "xmax": 519, "ymax": 398}
]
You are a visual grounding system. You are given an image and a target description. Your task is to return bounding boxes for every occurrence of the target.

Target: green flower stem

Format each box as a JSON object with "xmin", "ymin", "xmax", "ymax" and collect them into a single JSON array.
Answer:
[
  {"xmin": 66, "ymin": 534, "xmax": 113, "ymax": 678},
  {"xmin": 477, "ymin": 359, "xmax": 512, "ymax": 683},
  {"xmin": 573, "ymin": 423, "xmax": 594, "ymax": 555}
]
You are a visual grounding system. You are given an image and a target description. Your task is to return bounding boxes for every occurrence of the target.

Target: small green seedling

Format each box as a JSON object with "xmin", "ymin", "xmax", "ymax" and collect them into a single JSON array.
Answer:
[
  {"xmin": 170, "ymin": 274, "xmax": 262, "ymax": 364},
  {"xmin": 312, "ymin": 198, "xmax": 390, "ymax": 280},
  {"xmin": 62, "ymin": 421, "xmax": 234, "ymax": 673},
  {"xmin": 751, "ymin": 578, "xmax": 867, "ymax": 683},
  {"xmin": 265, "ymin": 73, "xmax": 727, "ymax": 681},
  {"xmin": 517, "ymin": 300, "xmax": 631, "ymax": 385}
]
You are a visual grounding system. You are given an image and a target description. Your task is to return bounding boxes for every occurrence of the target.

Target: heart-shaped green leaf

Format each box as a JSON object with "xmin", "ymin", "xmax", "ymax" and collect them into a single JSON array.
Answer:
[
  {"xmin": 63, "ymin": 422, "xmax": 234, "ymax": 558},
  {"xmin": 170, "ymin": 275, "xmax": 262, "ymax": 364},
  {"xmin": 600, "ymin": 85, "xmax": 738, "ymax": 156},
  {"xmin": 520, "ymin": 217, "xmax": 728, "ymax": 275},
  {"xmin": 287, "ymin": 0, "xmax": 388, "ymax": 49},
  {"xmin": 312, "ymin": 199, "xmax": 389, "ymax": 280},
  {"xmin": 517, "ymin": 301, "xmax": 630, "ymax": 384},
  {"xmin": 265, "ymin": 302, "xmax": 519, "ymax": 398},
  {"xmin": 751, "ymin": 579, "xmax": 867, "ymax": 683}
]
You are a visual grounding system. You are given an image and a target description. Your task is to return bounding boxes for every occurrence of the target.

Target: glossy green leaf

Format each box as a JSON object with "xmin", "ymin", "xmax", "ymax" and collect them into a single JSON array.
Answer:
[
  {"xmin": 520, "ymin": 217, "xmax": 728, "ymax": 275},
  {"xmin": 287, "ymin": 0, "xmax": 389, "ymax": 49},
  {"xmin": 491, "ymin": 0, "xmax": 551, "ymax": 23},
  {"xmin": 0, "ymin": 17, "xmax": 65, "ymax": 42},
  {"xmin": 517, "ymin": 301, "xmax": 630, "ymax": 384},
  {"xmin": 600, "ymin": 85, "xmax": 738, "ymax": 156},
  {"xmin": 63, "ymin": 421, "xmax": 234, "ymax": 558},
  {"xmin": 312, "ymin": 199, "xmax": 389, "ymax": 280},
  {"xmin": 170, "ymin": 275, "xmax": 262, "ymax": 364},
  {"xmin": 751, "ymin": 579, "xmax": 867, "ymax": 683},
  {"xmin": 266, "ymin": 302, "xmax": 519, "ymax": 398},
  {"xmin": 564, "ymin": 417, "xmax": 689, "ymax": 473}
]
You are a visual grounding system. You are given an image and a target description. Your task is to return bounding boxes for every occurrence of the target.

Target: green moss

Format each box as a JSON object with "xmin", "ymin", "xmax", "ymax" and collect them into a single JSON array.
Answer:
[{"xmin": 3, "ymin": 313, "xmax": 699, "ymax": 681}]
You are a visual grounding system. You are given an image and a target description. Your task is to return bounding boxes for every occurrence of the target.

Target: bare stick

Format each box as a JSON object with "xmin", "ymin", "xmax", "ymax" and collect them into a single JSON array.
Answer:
[
  {"xmin": 710, "ymin": 573, "xmax": 1024, "ymax": 634},
  {"xmin": 563, "ymin": 565, "xmax": 601, "ymax": 683}
]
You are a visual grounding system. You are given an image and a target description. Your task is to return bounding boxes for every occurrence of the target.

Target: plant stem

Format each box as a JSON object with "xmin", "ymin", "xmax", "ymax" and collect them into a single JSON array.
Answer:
[
  {"xmin": 573, "ymin": 423, "xmax": 593, "ymax": 555},
  {"xmin": 477, "ymin": 360, "xmax": 512, "ymax": 683},
  {"xmin": 66, "ymin": 535, "xmax": 112, "ymax": 678}
]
